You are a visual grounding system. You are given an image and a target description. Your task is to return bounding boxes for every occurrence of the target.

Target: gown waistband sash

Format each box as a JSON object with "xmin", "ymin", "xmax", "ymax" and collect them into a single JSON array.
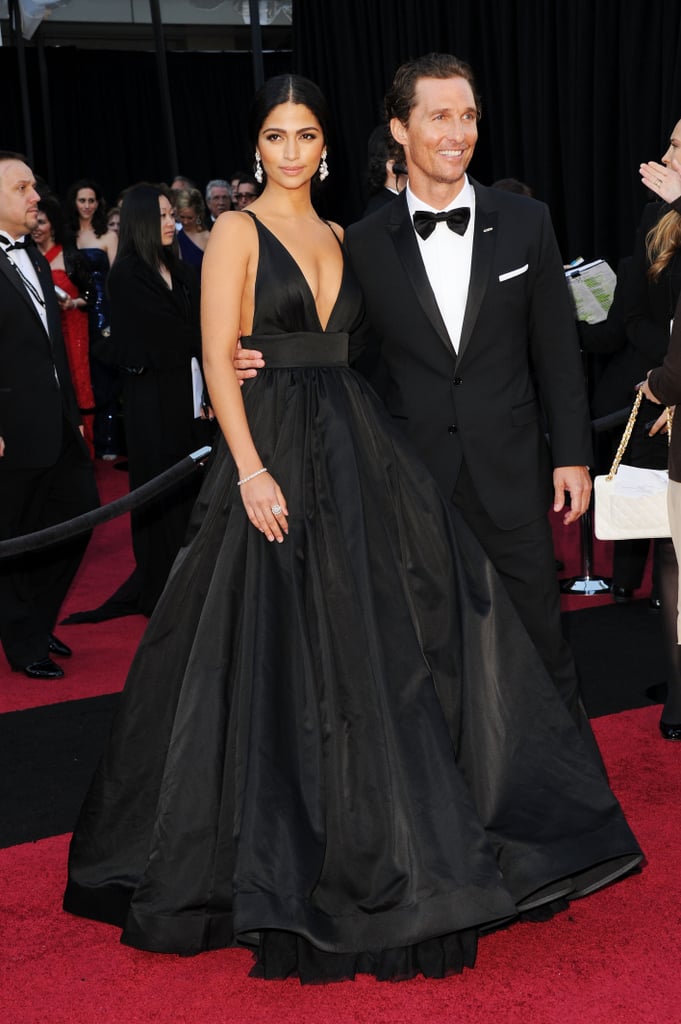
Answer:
[{"xmin": 241, "ymin": 332, "xmax": 349, "ymax": 368}]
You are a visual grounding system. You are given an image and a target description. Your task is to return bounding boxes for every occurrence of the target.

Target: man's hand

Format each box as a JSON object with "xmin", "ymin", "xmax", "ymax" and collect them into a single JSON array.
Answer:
[
  {"xmin": 553, "ymin": 465, "xmax": 592, "ymax": 525},
  {"xmin": 234, "ymin": 340, "xmax": 265, "ymax": 386},
  {"xmin": 0, "ymin": 436, "xmax": 4, "ymax": 458}
]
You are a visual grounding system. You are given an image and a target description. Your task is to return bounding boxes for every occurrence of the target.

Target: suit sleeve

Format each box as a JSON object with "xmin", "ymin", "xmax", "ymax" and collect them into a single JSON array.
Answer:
[
  {"xmin": 623, "ymin": 203, "xmax": 672, "ymax": 365},
  {"xmin": 526, "ymin": 204, "xmax": 593, "ymax": 468}
]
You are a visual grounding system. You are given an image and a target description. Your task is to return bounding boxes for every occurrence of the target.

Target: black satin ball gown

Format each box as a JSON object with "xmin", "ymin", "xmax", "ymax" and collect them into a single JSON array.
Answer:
[{"xmin": 64, "ymin": 215, "xmax": 642, "ymax": 983}]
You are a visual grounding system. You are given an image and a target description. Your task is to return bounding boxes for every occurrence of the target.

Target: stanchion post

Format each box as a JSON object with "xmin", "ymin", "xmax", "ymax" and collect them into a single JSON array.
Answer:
[{"xmin": 559, "ymin": 505, "xmax": 611, "ymax": 595}]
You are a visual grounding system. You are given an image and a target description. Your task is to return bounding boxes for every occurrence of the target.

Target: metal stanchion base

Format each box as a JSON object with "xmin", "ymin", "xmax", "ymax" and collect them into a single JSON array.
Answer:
[{"xmin": 559, "ymin": 574, "xmax": 611, "ymax": 596}]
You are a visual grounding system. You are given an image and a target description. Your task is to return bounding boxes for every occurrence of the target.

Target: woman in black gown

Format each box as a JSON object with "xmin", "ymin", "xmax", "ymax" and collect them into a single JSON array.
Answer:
[
  {"xmin": 66, "ymin": 185, "xmax": 214, "ymax": 618},
  {"xmin": 64, "ymin": 75, "xmax": 642, "ymax": 983}
]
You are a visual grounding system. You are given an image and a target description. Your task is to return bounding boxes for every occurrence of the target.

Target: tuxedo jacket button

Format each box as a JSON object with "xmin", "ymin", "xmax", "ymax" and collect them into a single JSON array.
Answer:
[
  {"xmin": 452, "ymin": 377, "xmax": 463, "ymax": 385},
  {"xmin": 448, "ymin": 424, "xmax": 458, "ymax": 434}
]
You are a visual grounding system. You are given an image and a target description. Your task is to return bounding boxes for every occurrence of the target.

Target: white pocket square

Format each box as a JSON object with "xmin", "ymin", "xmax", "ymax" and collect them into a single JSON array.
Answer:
[{"xmin": 498, "ymin": 264, "xmax": 529, "ymax": 282}]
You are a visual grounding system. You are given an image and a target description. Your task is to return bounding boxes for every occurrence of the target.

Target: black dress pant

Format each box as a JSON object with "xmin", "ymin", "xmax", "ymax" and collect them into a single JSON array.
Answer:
[
  {"xmin": 0, "ymin": 420, "xmax": 99, "ymax": 667},
  {"xmin": 451, "ymin": 461, "xmax": 603, "ymax": 765}
]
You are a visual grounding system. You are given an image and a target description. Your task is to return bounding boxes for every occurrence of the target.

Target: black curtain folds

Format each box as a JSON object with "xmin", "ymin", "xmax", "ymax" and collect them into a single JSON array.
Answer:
[
  {"xmin": 1, "ymin": 2, "xmax": 681, "ymax": 261},
  {"xmin": 292, "ymin": 0, "xmax": 681, "ymax": 264},
  {"xmin": 1, "ymin": 47, "xmax": 290, "ymax": 205}
]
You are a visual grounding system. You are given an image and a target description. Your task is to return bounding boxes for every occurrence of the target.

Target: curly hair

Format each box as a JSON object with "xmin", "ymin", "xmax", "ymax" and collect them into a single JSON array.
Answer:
[
  {"xmin": 646, "ymin": 209, "xmax": 681, "ymax": 281},
  {"xmin": 385, "ymin": 52, "xmax": 482, "ymax": 125},
  {"xmin": 366, "ymin": 124, "xmax": 405, "ymax": 196}
]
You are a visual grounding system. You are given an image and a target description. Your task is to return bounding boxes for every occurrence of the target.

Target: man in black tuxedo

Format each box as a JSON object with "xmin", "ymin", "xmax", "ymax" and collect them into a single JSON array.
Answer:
[
  {"xmin": 345, "ymin": 54, "xmax": 593, "ymax": 731},
  {"xmin": 236, "ymin": 55, "xmax": 594, "ymax": 745},
  {"xmin": 0, "ymin": 152, "xmax": 98, "ymax": 679}
]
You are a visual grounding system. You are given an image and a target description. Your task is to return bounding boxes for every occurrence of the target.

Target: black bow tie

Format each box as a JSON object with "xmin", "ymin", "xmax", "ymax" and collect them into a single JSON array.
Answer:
[
  {"xmin": 412, "ymin": 207, "xmax": 471, "ymax": 240},
  {"xmin": 0, "ymin": 234, "xmax": 29, "ymax": 251}
]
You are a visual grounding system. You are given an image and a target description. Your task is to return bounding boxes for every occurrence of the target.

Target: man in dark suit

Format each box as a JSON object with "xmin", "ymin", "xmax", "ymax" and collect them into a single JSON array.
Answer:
[
  {"xmin": 345, "ymin": 54, "xmax": 593, "ymax": 733},
  {"xmin": 0, "ymin": 151, "xmax": 99, "ymax": 679},
  {"xmin": 236, "ymin": 55, "xmax": 594, "ymax": 748}
]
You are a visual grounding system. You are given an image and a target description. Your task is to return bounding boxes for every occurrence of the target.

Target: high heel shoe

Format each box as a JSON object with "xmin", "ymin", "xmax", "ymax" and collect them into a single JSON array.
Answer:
[{"xmin": 659, "ymin": 720, "xmax": 681, "ymax": 740}]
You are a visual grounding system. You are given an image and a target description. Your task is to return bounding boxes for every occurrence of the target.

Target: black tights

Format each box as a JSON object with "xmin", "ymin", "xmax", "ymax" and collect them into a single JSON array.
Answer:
[{"xmin": 656, "ymin": 539, "xmax": 681, "ymax": 723}]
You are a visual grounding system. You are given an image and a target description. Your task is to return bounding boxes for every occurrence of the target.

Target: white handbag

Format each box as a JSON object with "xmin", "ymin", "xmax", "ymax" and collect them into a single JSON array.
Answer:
[{"xmin": 593, "ymin": 390, "xmax": 673, "ymax": 540}]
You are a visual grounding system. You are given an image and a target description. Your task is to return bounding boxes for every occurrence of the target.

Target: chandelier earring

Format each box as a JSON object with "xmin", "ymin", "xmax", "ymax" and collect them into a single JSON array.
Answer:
[
  {"xmin": 319, "ymin": 149, "xmax": 329, "ymax": 181},
  {"xmin": 254, "ymin": 152, "xmax": 264, "ymax": 185}
]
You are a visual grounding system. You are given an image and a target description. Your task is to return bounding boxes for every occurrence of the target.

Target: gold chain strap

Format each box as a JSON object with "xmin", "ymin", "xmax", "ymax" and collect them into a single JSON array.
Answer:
[{"xmin": 606, "ymin": 390, "xmax": 674, "ymax": 481}]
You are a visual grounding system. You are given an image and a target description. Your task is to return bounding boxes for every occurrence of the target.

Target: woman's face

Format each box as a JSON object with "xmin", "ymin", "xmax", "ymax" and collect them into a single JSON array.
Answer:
[
  {"xmin": 177, "ymin": 206, "xmax": 198, "ymax": 231},
  {"xmin": 662, "ymin": 120, "xmax": 681, "ymax": 166},
  {"xmin": 257, "ymin": 102, "xmax": 325, "ymax": 189},
  {"xmin": 159, "ymin": 194, "xmax": 176, "ymax": 246},
  {"xmin": 31, "ymin": 211, "xmax": 53, "ymax": 248},
  {"xmin": 76, "ymin": 188, "xmax": 98, "ymax": 222},
  {"xmin": 107, "ymin": 211, "xmax": 120, "ymax": 234}
]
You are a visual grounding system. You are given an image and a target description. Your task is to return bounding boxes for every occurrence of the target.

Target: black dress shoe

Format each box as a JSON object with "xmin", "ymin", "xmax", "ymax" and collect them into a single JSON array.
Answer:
[
  {"xmin": 48, "ymin": 633, "xmax": 72, "ymax": 657},
  {"xmin": 610, "ymin": 585, "xmax": 633, "ymax": 604},
  {"xmin": 17, "ymin": 658, "xmax": 64, "ymax": 680},
  {"xmin": 660, "ymin": 720, "xmax": 681, "ymax": 740}
]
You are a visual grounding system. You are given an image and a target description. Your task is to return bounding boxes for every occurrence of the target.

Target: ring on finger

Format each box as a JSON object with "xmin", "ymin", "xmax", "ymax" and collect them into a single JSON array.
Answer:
[{"xmin": 271, "ymin": 504, "xmax": 283, "ymax": 516}]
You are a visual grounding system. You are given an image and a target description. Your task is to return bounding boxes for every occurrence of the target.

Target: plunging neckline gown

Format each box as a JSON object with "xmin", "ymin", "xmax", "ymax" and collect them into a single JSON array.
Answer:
[{"xmin": 64, "ymin": 214, "xmax": 641, "ymax": 983}]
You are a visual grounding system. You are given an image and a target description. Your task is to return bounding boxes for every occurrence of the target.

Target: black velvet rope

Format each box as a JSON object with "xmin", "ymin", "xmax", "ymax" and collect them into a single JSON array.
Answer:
[{"xmin": 0, "ymin": 446, "xmax": 212, "ymax": 561}]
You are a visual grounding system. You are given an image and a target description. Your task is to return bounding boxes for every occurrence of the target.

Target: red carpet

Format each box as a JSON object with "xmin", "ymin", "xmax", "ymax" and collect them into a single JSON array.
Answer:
[
  {"xmin": 0, "ymin": 705, "xmax": 677, "ymax": 1024},
  {"xmin": 0, "ymin": 462, "xmax": 674, "ymax": 1022}
]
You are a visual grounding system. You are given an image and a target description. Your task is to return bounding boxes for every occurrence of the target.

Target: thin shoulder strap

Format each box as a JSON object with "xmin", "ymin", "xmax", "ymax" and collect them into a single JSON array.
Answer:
[{"xmin": 324, "ymin": 220, "xmax": 344, "ymax": 250}]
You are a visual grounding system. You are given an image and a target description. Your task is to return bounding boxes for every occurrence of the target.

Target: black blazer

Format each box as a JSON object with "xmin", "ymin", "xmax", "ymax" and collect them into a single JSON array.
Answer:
[
  {"xmin": 646, "ymin": 292, "xmax": 681, "ymax": 483},
  {"xmin": 345, "ymin": 181, "xmax": 592, "ymax": 530},
  {"xmin": 624, "ymin": 201, "xmax": 681, "ymax": 366},
  {"xmin": 103, "ymin": 255, "xmax": 205, "ymax": 481},
  {"xmin": 0, "ymin": 242, "xmax": 82, "ymax": 469}
]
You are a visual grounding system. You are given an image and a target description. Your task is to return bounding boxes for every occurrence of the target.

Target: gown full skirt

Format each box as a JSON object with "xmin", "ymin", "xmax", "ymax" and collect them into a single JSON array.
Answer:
[{"xmin": 64, "ymin": 216, "xmax": 642, "ymax": 982}]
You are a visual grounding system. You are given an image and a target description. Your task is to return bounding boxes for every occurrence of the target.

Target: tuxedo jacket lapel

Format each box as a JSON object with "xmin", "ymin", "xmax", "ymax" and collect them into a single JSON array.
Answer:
[
  {"xmin": 456, "ymin": 180, "xmax": 497, "ymax": 365},
  {"xmin": 0, "ymin": 247, "xmax": 53, "ymax": 342},
  {"xmin": 386, "ymin": 193, "xmax": 454, "ymax": 357}
]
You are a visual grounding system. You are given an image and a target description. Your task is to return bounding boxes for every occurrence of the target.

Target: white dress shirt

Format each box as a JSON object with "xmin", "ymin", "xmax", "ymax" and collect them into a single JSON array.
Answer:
[{"xmin": 406, "ymin": 178, "xmax": 475, "ymax": 352}]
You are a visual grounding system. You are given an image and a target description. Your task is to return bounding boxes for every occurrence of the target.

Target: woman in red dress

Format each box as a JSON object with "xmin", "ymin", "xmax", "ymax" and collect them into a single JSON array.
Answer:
[{"xmin": 32, "ymin": 195, "xmax": 96, "ymax": 456}]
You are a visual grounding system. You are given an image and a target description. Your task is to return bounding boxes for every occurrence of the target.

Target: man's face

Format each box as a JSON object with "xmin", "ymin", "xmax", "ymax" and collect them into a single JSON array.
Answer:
[
  {"xmin": 235, "ymin": 183, "xmax": 258, "ymax": 209},
  {"xmin": 391, "ymin": 76, "xmax": 478, "ymax": 198},
  {"xmin": 0, "ymin": 160, "xmax": 40, "ymax": 238},
  {"xmin": 206, "ymin": 187, "xmax": 230, "ymax": 218}
]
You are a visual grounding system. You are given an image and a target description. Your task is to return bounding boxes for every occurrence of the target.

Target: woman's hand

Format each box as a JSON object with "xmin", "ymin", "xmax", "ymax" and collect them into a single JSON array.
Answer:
[
  {"xmin": 638, "ymin": 373, "xmax": 661, "ymax": 404},
  {"xmin": 648, "ymin": 408, "xmax": 672, "ymax": 436},
  {"xmin": 240, "ymin": 472, "xmax": 289, "ymax": 542},
  {"xmin": 639, "ymin": 160, "xmax": 681, "ymax": 204}
]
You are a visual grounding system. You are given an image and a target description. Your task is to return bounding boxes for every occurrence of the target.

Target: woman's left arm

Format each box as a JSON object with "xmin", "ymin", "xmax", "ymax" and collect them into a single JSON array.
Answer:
[{"xmin": 644, "ymin": 294, "xmax": 681, "ymax": 405}]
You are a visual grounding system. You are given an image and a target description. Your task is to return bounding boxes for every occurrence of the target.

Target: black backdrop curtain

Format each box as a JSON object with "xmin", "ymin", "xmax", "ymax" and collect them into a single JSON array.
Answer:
[
  {"xmin": 1, "ymin": 2, "xmax": 681, "ymax": 262},
  {"xmin": 292, "ymin": 0, "xmax": 681, "ymax": 264},
  {"xmin": 1, "ymin": 47, "xmax": 290, "ymax": 205}
]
